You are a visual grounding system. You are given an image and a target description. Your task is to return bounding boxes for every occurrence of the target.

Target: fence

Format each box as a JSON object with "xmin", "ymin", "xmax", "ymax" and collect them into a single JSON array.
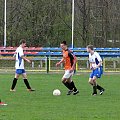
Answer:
[
  {"xmin": 0, "ymin": 47, "xmax": 120, "ymax": 73},
  {"xmin": 0, "ymin": 56, "xmax": 120, "ymax": 73}
]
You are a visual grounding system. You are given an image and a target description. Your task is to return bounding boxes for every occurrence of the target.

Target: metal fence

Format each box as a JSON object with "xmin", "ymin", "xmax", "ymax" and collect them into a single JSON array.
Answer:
[
  {"xmin": 0, "ymin": 47, "xmax": 119, "ymax": 73},
  {"xmin": 0, "ymin": 56, "xmax": 120, "ymax": 73}
]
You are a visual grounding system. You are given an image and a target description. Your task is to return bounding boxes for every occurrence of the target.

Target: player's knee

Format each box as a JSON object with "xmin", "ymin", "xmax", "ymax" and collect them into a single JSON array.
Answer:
[
  {"xmin": 66, "ymin": 78, "xmax": 71, "ymax": 83},
  {"xmin": 23, "ymin": 76, "xmax": 27, "ymax": 79},
  {"xmin": 92, "ymin": 79, "xmax": 96, "ymax": 83},
  {"xmin": 62, "ymin": 78, "xmax": 66, "ymax": 83},
  {"xmin": 88, "ymin": 80, "xmax": 92, "ymax": 84},
  {"xmin": 88, "ymin": 79, "xmax": 93, "ymax": 84},
  {"xmin": 15, "ymin": 75, "xmax": 19, "ymax": 79},
  {"xmin": 62, "ymin": 80, "xmax": 65, "ymax": 84}
]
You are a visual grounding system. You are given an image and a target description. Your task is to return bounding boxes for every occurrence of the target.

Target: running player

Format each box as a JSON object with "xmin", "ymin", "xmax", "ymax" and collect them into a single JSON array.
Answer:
[
  {"xmin": 87, "ymin": 45, "xmax": 105, "ymax": 96},
  {"xmin": 10, "ymin": 39, "xmax": 35, "ymax": 92},
  {"xmin": 56, "ymin": 41, "xmax": 79, "ymax": 95}
]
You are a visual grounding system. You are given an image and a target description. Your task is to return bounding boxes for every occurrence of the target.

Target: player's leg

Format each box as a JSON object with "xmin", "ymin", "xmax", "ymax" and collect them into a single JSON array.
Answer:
[
  {"xmin": 88, "ymin": 71, "xmax": 97, "ymax": 95},
  {"xmin": 62, "ymin": 78, "xmax": 73, "ymax": 91},
  {"xmin": 89, "ymin": 70, "xmax": 94, "ymax": 86},
  {"xmin": 62, "ymin": 71, "xmax": 74, "ymax": 95},
  {"xmin": 96, "ymin": 83, "xmax": 104, "ymax": 93},
  {"xmin": 88, "ymin": 77, "xmax": 97, "ymax": 95},
  {"xmin": 93, "ymin": 67, "xmax": 105, "ymax": 95},
  {"xmin": 93, "ymin": 76, "xmax": 105, "ymax": 95},
  {"xmin": 22, "ymin": 71, "xmax": 35, "ymax": 91},
  {"xmin": 89, "ymin": 68, "xmax": 105, "ymax": 95},
  {"xmin": 92, "ymin": 76, "xmax": 97, "ymax": 95},
  {"xmin": 62, "ymin": 70, "xmax": 72, "ymax": 89},
  {"xmin": 67, "ymin": 76, "xmax": 79, "ymax": 95},
  {"xmin": 96, "ymin": 68, "xmax": 105, "ymax": 95},
  {"xmin": 88, "ymin": 78, "xmax": 94, "ymax": 86},
  {"xmin": 10, "ymin": 73, "xmax": 20, "ymax": 91},
  {"xmin": 89, "ymin": 69, "xmax": 100, "ymax": 95},
  {"xmin": 62, "ymin": 70, "xmax": 79, "ymax": 95},
  {"xmin": 64, "ymin": 78, "xmax": 74, "ymax": 95}
]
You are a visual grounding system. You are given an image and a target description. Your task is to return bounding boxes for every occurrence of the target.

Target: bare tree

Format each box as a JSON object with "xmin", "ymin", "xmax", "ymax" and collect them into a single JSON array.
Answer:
[{"xmin": 0, "ymin": 0, "xmax": 119, "ymax": 47}]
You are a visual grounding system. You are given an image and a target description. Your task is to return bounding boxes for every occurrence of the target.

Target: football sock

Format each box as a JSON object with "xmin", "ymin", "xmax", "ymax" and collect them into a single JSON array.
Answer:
[
  {"xmin": 23, "ymin": 79, "xmax": 31, "ymax": 89},
  {"xmin": 97, "ymin": 84, "xmax": 103, "ymax": 90},
  {"xmin": 11, "ymin": 78, "xmax": 18, "ymax": 90},
  {"xmin": 93, "ymin": 85, "xmax": 97, "ymax": 94},
  {"xmin": 63, "ymin": 82, "xmax": 73, "ymax": 90},
  {"xmin": 70, "ymin": 81, "xmax": 77, "ymax": 92}
]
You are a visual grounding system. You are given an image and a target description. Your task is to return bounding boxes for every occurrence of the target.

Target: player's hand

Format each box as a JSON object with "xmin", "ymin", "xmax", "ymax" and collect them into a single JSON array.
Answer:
[
  {"xmin": 69, "ymin": 68, "xmax": 74, "ymax": 73},
  {"xmin": 93, "ymin": 66, "xmax": 98, "ymax": 70},
  {"xmin": 27, "ymin": 59, "xmax": 31, "ymax": 63},
  {"xmin": 56, "ymin": 62, "xmax": 60, "ymax": 67},
  {"xmin": 90, "ymin": 66, "xmax": 93, "ymax": 70}
]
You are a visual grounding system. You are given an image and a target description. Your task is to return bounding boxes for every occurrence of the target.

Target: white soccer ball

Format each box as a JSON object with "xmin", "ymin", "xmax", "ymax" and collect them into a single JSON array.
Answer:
[{"xmin": 53, "ymin": 89, "xmax": 61, "ymax": 96}]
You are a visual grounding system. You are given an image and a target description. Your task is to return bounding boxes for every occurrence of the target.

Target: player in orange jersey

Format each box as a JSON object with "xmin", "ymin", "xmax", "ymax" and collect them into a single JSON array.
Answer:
[{"xmin": 56, "ymin": 41, "xmax": 79, "ymax": 95}]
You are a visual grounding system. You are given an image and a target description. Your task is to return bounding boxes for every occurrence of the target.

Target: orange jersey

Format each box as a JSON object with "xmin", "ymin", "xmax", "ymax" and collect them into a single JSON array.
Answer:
[{"xmin": 62, "ymin": 49, "xmax": 76, "ymax": 70}]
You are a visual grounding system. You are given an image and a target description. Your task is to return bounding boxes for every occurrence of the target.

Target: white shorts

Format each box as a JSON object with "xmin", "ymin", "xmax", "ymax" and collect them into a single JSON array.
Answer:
[{"xmin": 62, "ymin": 70, "xmax": 74, "ymax": 79}]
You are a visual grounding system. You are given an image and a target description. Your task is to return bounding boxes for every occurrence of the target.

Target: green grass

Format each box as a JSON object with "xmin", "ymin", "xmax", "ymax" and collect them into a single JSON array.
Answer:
[{"xmin": 0, "ymin": 73, "xmax": 120, "ymax": 120}]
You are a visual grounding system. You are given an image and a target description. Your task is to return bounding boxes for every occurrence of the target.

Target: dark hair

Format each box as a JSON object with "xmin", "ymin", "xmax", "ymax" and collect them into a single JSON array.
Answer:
[
  {"xmin": 19, "ymin": 39, "xmax": 26, "ymax": 44},
  {"xmin": 61, "ymin": 41, "xmax": 67, "ymax": 45},
  {"xmin": 87, "ymin": 45, "xmax": 94, "ymax": 50}
]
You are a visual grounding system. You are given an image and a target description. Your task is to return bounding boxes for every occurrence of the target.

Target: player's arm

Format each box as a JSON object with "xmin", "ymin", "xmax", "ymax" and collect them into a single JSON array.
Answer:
[
  {"xmin": 13, "ymin": 54, "xmax": 16, "ymax": 59},
  {"xmin": 96, "ymin": 61, "xmax": 102, "ymax": 68},
  {"xmin": 13, "ymin": 54, "xmax": 16, "ymax": 58},
  {"xmin": 56, "ymin": 58, "xmax": 64, "ymax": 67},
  {"xmin": 68, "ymin": 53, "xmax": 77, "ymax": 72},
  {"xmin": 71, "ymin": 55, "xmax": 77, "ymax": 70},
  {"xmin": 19, "ymin": 49, "xmax": 31, "ymax": 63},
  {"xmin": 21, "ymin": 55, "xmax": 31, "ymax": 63},
  {"xmin": 90, "ymin": 63, "xmax": 93, "ymax": 70},
  {"xmin": 94, "ymin": 52, "xmax": 102, "ymax": 69},
  {"xmin": 13, "ymin": 51, "xmax": 17, "ymax": 60}
]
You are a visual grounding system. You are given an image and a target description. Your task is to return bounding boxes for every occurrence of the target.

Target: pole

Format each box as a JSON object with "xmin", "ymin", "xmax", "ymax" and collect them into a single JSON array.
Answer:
[
  {"xmin": 46, "ymin": 56, "xmax": 49, "ymax": 73},
  {"xmin": 72, "ymin": 0, "xmax": 75, "ymax": 49},
  {"xmin": 4, "ymin": 0, "xmax": 7, "ymax": 47}
]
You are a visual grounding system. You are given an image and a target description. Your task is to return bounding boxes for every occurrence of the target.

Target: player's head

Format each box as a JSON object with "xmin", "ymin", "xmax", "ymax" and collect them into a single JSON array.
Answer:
[
  {"xmin": 86, "ymin": 45, "xmax": 94, "ymax": 53},
  {"xmin": 20, "ymin": 39, "xmax": 26, "ymax": 48},
  {"xmin": 60, "ymin": 41, "xmax": 67, "ymax": 50}
]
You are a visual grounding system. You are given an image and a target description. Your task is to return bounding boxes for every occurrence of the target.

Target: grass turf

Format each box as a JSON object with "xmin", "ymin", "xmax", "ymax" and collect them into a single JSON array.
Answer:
[{"xmin": 0, "ymin": 73, "xmax": 120, "ymax": 120}]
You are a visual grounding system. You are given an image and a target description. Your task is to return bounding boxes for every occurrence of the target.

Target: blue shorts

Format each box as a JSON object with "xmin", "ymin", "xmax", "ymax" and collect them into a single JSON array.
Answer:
[
  {"xmin": 16, "ymin": 69, "xmax": 26, "ymax": 74},
  {"xmin": 90, "ymin": 66, "xmax": 103, "ymax": 78}
]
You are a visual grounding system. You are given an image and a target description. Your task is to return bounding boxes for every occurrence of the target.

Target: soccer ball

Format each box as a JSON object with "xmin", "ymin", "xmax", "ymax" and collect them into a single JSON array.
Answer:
[{"xmin": 53, "ymin": 89, "xmax": 61, "ymax": 96}]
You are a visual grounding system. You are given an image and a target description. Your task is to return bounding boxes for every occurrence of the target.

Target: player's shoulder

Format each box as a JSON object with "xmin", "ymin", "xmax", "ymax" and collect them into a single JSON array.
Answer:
[
  {"xmin": 68, "ymin": 49, "xmax": 74, "ymax": 55},
  {"xmin": 63, "ymin": 49, "xmax": 69, "ymax": 54},
  {"xmin": 94, "ymin": 51, "xmax": 101, "ymax": 58},
  {"xmin": 17, "ymin": 46, "xmax": 23, "ymax": 51},
  {"xmin": 68, "ymin": 50, "xmax": 75, "ymax": 58},
  {"xmin": 89, "ymin": 53, "xmax": 91, "ymax": 57},
  {"xmin": 68, "ymin": 49, "xmax": 72, "ymax": 53},
  {"xmin": 16, "ymin": 47, "xmax": 19, "ymax": 51},
  {"xmin": 94, "ymin": 51, "xmax": 99, "ymax": 55}
]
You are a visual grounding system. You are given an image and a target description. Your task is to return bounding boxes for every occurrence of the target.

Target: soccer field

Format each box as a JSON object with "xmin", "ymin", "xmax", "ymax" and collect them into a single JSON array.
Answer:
[{"xmin": 0, "ymin": 73, "xmax": 120, "ymax": 120}]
